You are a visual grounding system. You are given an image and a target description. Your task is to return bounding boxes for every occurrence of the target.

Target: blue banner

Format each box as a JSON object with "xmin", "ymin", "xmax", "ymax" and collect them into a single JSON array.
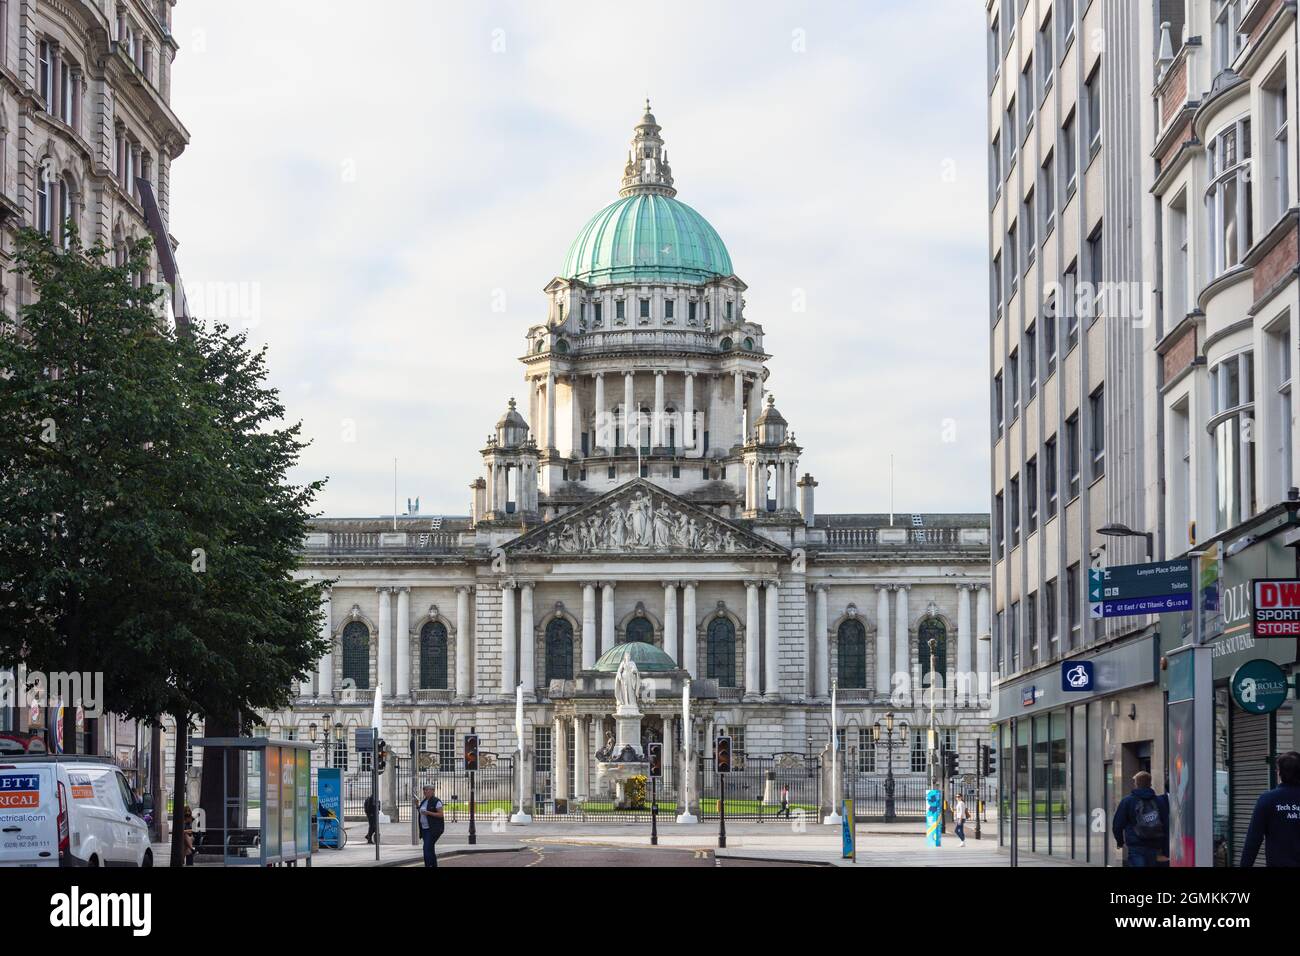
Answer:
[
  {"xmin": 318, "ymin": 767, "xmax": 342, "ymax": 824},
  {"xmin": 926, "ymin": 789, "xmax": 942, "ymax": 847}
]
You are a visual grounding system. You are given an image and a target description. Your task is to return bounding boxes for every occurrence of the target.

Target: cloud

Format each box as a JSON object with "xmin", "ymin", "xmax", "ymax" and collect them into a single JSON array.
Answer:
[{"xmin": 170, "ymin": 0, "xmax": 989, "ymax": 518}]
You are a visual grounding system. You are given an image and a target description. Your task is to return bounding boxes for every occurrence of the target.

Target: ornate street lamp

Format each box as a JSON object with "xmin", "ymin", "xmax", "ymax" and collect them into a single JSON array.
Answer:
[{"xmin": 873, "ymin": 711, "xmax": 906, "ymax": 823}]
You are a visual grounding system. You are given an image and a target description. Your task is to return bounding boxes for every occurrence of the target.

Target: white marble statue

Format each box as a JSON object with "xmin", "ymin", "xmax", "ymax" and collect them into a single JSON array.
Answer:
[{"xmin": 614, "ymin": 650, "xmax": 641, "ymax": 712}]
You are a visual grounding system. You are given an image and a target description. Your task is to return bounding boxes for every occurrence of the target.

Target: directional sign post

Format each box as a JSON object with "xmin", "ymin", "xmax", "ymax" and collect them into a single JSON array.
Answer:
[{"xmin": 1088, "ymin": 559, "xmax": 1194, "ymax": 620}]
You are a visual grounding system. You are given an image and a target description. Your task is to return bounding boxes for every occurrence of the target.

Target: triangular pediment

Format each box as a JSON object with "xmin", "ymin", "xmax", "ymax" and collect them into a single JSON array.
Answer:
[{"xmin": 504, "ymin": 479, "xmax": 787, "ymax": 558}]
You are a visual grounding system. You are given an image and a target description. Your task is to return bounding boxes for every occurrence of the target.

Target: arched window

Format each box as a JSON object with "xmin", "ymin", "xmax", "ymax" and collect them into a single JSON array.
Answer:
[
  {"xmin": 419, "ymin": 621, "xmax": 448, "ymax": 690},
  {"xmin": 59, "ymin": 176, "xmax": 74, "ymax": 248},
  {"xmin": 36, "ymin": 162, "xmax": 52, "ymax": 235},
  {"xmin": 919, "ymin": 618, "xmax": 947, "ymax": 688},
  {"xmin": 624, "ymin": 617, "xmax": 653, "ymax": 645},
  {"xmin": 706, "ymin": 618, "xmax": 736, "ymax": 687},
  {"xmin": 545, "ymin": 618, "xmax": 574, "ymax": 681},
  {"xmin": 837, "ymin": 619, "xmax": 867, "ymax": 688},
  {"xmin": 341, "ymin": 621, "xmax": 370, "ymax": 690}
]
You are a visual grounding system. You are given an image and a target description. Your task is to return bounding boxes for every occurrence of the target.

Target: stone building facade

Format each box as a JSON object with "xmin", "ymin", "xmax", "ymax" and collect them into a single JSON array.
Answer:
[{"xmin": 262, "ymin": 106, "xmax": 993, "ymax": 812}]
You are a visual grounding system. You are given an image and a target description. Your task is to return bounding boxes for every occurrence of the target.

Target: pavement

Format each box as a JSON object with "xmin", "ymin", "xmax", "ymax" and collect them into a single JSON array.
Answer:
[{"xmin": 151, "ymin": 816, "xmax": 1079, "ymax": 867}]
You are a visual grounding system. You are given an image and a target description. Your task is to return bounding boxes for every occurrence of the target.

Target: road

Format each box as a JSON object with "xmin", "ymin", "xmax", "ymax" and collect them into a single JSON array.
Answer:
[{"xmin": 422, "ymin": 842, "xmax": 816, "ymax": 867}]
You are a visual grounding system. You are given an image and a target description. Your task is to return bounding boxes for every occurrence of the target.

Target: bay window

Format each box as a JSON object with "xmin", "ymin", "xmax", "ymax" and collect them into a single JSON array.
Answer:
[
  {"xmin": 1206, "ymin": 117, "xmax": 1252, "ymax": 276},
  {"xmin": 1209, "ymin": 350, "xmax": 1256, "ymax": 531}
]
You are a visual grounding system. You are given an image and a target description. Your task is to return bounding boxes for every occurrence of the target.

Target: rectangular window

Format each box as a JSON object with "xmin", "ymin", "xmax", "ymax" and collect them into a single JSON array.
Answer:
[
  {"xmin": 1270, "ymin": 326, "xmax": 1293, "ymax": 497},
  {"xmin": 857, "ymin": 728, "xmax": 877, "ymax": 772},
  {"xmin": 911, "ymin": 729, "xmax": 928, "ymax": 773},
  {"xmin": 1038, "ymin": 12, "xmax": 1054, "ymax": 93},
  {"xmin": 1066, "ymin": 412, "xmax": 1081, "ymax": 498},
  {"xmin": 639, "ymin": 298, "xmax": 650, "ymax": 319},
  {"xmin": 1006, "ymin": 97, "xmax": 1018, "ymax": 171},
  {"xmin": 664, "ymin": 299, "xmax": 674, "ymax": 321},
  {"xmin": 1265, "ymin": 71, "xmax": 1289, "ymax": 223},
  {"xmin": 1090, "ymin": 386, "xmax": 1105, "ymax": 479},
  {"xmin": 1027, "ymin": 591, "xmax": 1039, "ymax": 664},
  {"xmin": 1046, "ymin": 577, "xmax": 1059, "ymax": 654},
  {"xmin": 439, "ymin": 729, "xmax": 456, "ymax": 771},
  {"xmin": 991, "ymin": 132, "xmax": 1003, "ymax": 203},
  {"xmin": 592, "ymin": 302, "xmax": 603, "ymax": 325},
  {"xmin": 1064, "ymin": 260, "xmax": 1079, "ymax": 350},
  {"xmin": 1009, "ymin": 600, "xmax": 1020, "ymax": 671},
  {"xmin": 688, "ymin": 301, "xmax": 696, "ymax": 324},
  {"xmin": 1040, "ymin": 152, "xmax": 1055, "ymax": 239},
  {"xmin": 1085, "ymin": 66, "xmax": 1101, "ymax": 155},
  {"xmin": 1025, "ymin": 323, "xmax": 1037, "ymax": 400},
  {"xmin": 1026, "ymin": 455, "xmax": 1038, "ymax": 534},
  {"xmin": 1043, "ymin": 294, "xmax": 1058, "ymax": 377},
  {"xmin": 992, "ymin": 251, "xmax": 1003, "ymax": 320},
  {"xmin": 1008, "ymin": 348, "xmax": 1020, "ymax": 421},
  {"xmin": 1007, "ymin": 222, "xmax": 1019, "ymax": 296},
  {"xmin": 1045, "ymin": 434, "xmax": 1058, "ymax": 518},
  {"xmin": 1062, "ymin": 110, "xmax": 1078, "ymax": 197},
  {"xmin": 1210, "ymin": 350, "xmax": 1257, "ymax": 530},
  {"xmin": 1009, "ymin": 473, "xmax": 1021, "ymax": 548},
  {"xmin": 1087, "ymin": 226, "xmax": 1104, "ymax": 311},
  {"xmin": 995, "ymin": 490, "xmax": 1005, "ymax": 557},
  {"xmin": 1066, "ymin": 563, "xmax": 1080, "ymax": 646},
  {"xmin": 616, "ymin": 299, "xmax": 625, "ymax": 321},
  {"xmin": 989, "ymin": 14, "xmax": 1001, "ymax": 85},
  {"xmin": 725, "ymin": 301, "xmax": 733, "ymax": 320},
  {"xmin": 1059, "ymin": 0, "xmax": 1075, "ymax": 48},
  {"xmin": 534, "ymin": 726, "xmax": 553, "ymax": 773},
  {"xmin": 1167, "ymin": 193, "xmax": 1189, "ymax": 321},
  {"xmin": 1214, "ymin": 0, "xmax": 1244, "ymax": 74},
  {"xmin": 1170, "ymin": 399, "xmax": 1192, "ymax": 553},
  {"xmin": 1022, "ymin": 189, "xmax": 1036, "ymax": 270},
  {"xmin": 332, "ymin": 736, "xmax": 347, "ymax": 771},
  {"xmin": 1020, "ymin": 56, "xmax": 1035, "ymax": 142}
]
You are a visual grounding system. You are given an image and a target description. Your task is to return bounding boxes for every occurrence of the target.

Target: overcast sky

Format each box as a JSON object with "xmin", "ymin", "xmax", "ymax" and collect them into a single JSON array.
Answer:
[{"xmin": 169, "ymin": 0, "xmax": 990, "ymax": 519}]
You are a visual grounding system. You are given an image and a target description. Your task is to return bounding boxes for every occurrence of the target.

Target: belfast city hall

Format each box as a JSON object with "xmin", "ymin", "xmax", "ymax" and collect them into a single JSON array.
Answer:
[{"xmin": 258, "ymin": 105, "xmax": 993, "ymax": 821}]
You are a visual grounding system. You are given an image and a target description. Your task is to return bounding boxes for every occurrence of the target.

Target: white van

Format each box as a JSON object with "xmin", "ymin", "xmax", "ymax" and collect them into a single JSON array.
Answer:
[{"xmin": 0, "ymin": 756, "xmax": 151, "ymax": 867}]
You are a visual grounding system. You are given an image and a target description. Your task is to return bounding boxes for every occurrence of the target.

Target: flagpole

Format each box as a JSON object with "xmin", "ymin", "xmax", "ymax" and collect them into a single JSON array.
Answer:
[
  {"xmin": 371, "ymin": 683, "xmax": 383, "ymax": 861},
  {"xmin": 677, "ymin": 679, "xmax": 697, "ymax": 823},
  {"xmin": 824, "ymin": 679, "xmax": 842, "ymax": 825},
  {"xmin": 511, "ymin": 683, "xmax": 531, "ymax": 824}
]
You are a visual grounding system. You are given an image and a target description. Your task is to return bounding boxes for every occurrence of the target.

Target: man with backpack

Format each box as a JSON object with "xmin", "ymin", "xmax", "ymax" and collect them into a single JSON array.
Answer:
[{"xmin": 1112, "ymin": 771, "xmax": 1170, "ymax": 867}]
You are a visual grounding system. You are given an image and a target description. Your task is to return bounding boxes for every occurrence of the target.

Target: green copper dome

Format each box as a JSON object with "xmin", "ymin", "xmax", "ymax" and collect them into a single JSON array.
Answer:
[
  {"xmin": 593, "ymin": 641, "xmax": 678, "ymax": 673},
  {"xmin": 562, "ymin": 193, "xmax": 733, "ymax": 286}
]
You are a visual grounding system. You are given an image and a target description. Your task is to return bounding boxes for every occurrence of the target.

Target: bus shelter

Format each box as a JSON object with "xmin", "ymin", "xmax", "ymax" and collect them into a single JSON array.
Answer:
[{"xmin": 190, "ymin": 736, "xmax": 314, "ymax": 867}]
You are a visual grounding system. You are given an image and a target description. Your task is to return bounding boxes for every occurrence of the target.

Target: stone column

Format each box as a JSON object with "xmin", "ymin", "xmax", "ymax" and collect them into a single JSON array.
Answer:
[
  {"xmin": 316, "ymin": 588, "xmax": 333, "ymax": 697},
  {"xmin": 623, "ymin": 372, "xmax": 635, "ymax": 450},
  {"xmin": 662, "ymin": 715, "xmax": 674, "ymax": 780},
  {"xmin": 957, "ymin": 584, "xmax": 973, "ymax": 705},
  {"xmin": 395, "ymin": 586, "xmax": 411, "ymax": 697},
  {"xmin": 601, "ymin": 582, "xmax": 616, "ymax": 655},
  {"xmin": 682, "ymin": 582, "xmax": 698, "ymax": 677},
  {"xmin": 750, "ymin": 374, "xmax": 764, "ymax": 429},
  {"xmin": 574, "ymin": 716, "xmax": 589, "ymax": 800},
  {"xmin": 894, "ymin": 585, "xmax": 910, "ymax": 701},
  {"xmin": 733, "ymin": 370, "xmax": 744, "ymax": 445},
  {"xmin": 744, "ymin": 580, "xmax": 761, "ymax": 697},
  {"xmin": 545, "ymin": 370, "xmax": 557, "ymax": 451},
  {"xmin": 455, "ymin": 586, "xmax": 472, "ymax": 699},
  {"xmin": 775, "ymin": 463, "xmax": 786, "ymax": 511},
  {"xmin": 876, "ymin": 585, "xmax": 892, "ymax": 696},
  {"xmin": 582, "ymin": 582, "xmax": 598, "ymax": 669},
  {"xmin": 653, "ymin": 370, "xmax": 665, "ymax": 449},
  {"xmin": 570, "ymin": 375, "xmax": 582, "ymax": 456},
  {"xmin": 662, "ymin": 581, "xmax": 678, "ymax": 663},
  {"xmin": 593, "ymin": 373, "xmax": 606, "ymax": 451},
  {"xmin": 684, "ymin": 372, "xmax": 695, "ymax": 450},
  {"xmin": 977, "ymin": 585, "xmax": 992, "ymax": 693},
  {"xmin": 501, "ymin": 581, "xmax": 516, "ymax": 695},
  {"xmin": 519, "ymin": 582, "xmax": 535, "ymax": 697},
  {"xmin": 764, "ymin": 579, "xmax": 780, "ymax": 698},
  {"xmin": 554, "ymin": 717, "xmax": 569, "ymax": 802},
  {"xmin": 814, "ymin": 584, "xmax": 829, "ymax": 699},
  {"xmin": 376, "ymin": 587, "xmax": 391, "ymax": 694}
]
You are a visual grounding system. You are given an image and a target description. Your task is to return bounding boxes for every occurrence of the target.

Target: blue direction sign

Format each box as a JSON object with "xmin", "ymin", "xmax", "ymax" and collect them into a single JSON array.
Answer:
[{"xmin": 1089, "ymin": 559, "xmax": 1194, "ymax": 620}]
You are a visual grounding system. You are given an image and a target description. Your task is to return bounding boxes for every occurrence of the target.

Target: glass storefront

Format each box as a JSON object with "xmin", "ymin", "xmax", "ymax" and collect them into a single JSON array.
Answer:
[
  {"xmin": 1050, "ymin": 711, "xmax": 1068, "ymax": 854},
  {"xmin": 1032, "ymin": 715, "xmax": 1049, "ymax": 852},
  {"xmin": 1072, "ymin": 704, "xmax": 1087, "ymax": 861}
]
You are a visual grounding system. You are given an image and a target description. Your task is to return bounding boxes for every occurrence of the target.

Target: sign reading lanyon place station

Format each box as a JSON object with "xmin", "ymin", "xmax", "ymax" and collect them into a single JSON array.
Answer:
[
  {"xmin": 1089, "ymin": 559, "xmax": 1193, "ymax": 619},
  {"xmin": 1251, "ymin": 579, "xmax": 1300, "ymax": 637}
]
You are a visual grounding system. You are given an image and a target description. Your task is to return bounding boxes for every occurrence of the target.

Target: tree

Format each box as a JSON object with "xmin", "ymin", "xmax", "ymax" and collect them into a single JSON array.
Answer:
[{"xmin": 0, "ymin": 230, "xmax": 327, "ymax": 865}]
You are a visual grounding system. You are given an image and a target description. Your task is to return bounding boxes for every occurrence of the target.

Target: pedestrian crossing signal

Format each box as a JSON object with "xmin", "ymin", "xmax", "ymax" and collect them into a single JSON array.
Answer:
[
  {"xmin": 464, "ymin": 733, "xmax": 480, "ymax": 772},
  {"xmin": 715, "ymin": 735, "xmax": 732, "ymax": 774},
  {"xmin": 377, "ymin": 738, "xmax": 389, "ymax": 774},
  {"xmin": 943, "ymin": 749, "xmax": 958, "ymax": 778},
  {"xmin": 648, "ymin": 742, "xmax": 663, "ymax": 778}
]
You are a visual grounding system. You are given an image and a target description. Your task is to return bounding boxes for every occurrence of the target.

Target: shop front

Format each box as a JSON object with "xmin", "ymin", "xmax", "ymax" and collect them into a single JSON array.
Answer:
[
  {"xmin": 994, "ymin": 632, "xmax": 1163, "ymax": 865},
  {"xmin": 1159, "ymin": 511, "xmax": 1299, "ymax": 868}
]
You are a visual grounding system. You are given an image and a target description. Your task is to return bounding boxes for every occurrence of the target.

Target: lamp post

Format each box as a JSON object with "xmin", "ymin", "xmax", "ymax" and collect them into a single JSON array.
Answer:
[
  {"xmin": 873, "ymin": 712, "xmax": 905, "ymax": 823},
  {"xmin": 928, "ymin": 637, "xmax": 939, "ymax": 795},
  {"xmin": 1097, "ymin": 522, "xmax": 1154, "ymax": 561}
]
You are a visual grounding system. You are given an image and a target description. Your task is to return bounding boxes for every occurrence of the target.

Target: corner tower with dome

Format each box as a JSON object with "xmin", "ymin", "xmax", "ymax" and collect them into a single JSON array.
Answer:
[{"xmin": 259, "ymin": 105, "xmax": 993, "ymax": 827}]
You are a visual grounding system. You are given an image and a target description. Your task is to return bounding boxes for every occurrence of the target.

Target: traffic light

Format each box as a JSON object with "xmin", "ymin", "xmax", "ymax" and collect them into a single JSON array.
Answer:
[
  {"xmin": 987, "ymin": 745, "xmax": 998, "ymax": 778},
  {"xmin": 376, "ymin": 738, "xmax": 389, "ymax": 774},
  {"xmin": 943, "ymin": 749, "xmax": 958, "ymax": 778},
  {"xmin": 648, "ymin": 742, "xmax": 663, "ymax": 778},
  {"xmin": 464, "ymin": 733, "xmax": 480, "ymax": 772},
  {"xmin": 715, "ymin": 735, "xmax": 732, "ymax": 774}
]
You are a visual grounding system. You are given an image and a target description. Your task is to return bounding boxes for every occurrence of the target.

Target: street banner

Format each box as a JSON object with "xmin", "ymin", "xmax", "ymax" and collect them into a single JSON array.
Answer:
[
  {"xmin": 841, "ymin": 800, "xmax": 855, "ymax": 861},
  {"xmin": 1251, "ymin": 579, "xmax": 1300, "ymax": 637}
]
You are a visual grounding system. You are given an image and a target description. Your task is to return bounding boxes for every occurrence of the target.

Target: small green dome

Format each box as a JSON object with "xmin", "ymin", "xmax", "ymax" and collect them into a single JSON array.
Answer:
[
  {"xmin": 562, "ymin": 193, "xmax": 733, "ymax": 286},
  {"xmin": 593, "ymin": 641, "xmax": 678, "ymax": 673}
]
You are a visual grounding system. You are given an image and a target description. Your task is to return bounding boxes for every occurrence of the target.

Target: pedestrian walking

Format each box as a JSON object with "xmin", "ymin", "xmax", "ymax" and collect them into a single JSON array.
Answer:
[
  {"xmin": 778, "ymin": 783, "xmax": 791, "ymax": 819},
  {"xmin": 1241, "ymin": 751, "xmax": 1300, "ymax": 867},
  {"xmin": 364, "ymin": 793, "xmax": 379, "ymax": 845},
  {"xmin": 1112, "ymin": 771, "xmax": 1169, "ymax": 867},
  {"xmin": 417, "ymin": 785, "xmax": 445, "ymax": 868},
  {"xmin": 953, "ymin": 794, "xmax": 968, "ymax": 846}
]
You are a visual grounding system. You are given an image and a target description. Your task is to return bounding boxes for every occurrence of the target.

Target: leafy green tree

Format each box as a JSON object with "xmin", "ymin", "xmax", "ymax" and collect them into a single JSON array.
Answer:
[{"xmin": 0, "ymin": 230, "xmax": 327, "ymax": 866}]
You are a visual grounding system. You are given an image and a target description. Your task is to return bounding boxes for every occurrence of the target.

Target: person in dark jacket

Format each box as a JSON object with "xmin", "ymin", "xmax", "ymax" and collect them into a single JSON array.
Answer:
[
  {"xmin": 364, "ymin": 794, "xmax": 379, "ymax": 844},
  {"xmin": 416, "ymin": 785, "xmax": 445, "ymax": 867},
  {"xmin": 1241, "ymin": 751, "xmax": 1300, "ymax": 867},
  {"xmin": 1112, "ymin": 771, "xmax": 1170, "ymax": 867}
]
